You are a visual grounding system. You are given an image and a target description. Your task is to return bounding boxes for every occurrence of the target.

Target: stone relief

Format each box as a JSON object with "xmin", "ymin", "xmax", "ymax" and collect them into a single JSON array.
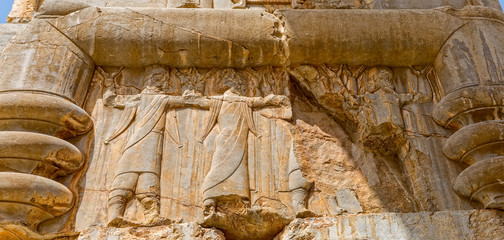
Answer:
[
  {"xmin": 13, "ymin": 0, "xmax": 500, "ymax": 18},
  {"xmin": 69, "ymin": 63, "xmax": 456, "ymax": 239},
  {"xmin": 195, "ymin": 90, "xmax": 292, "ymax": 216},
  {"xmin": 101, "ymin": 82, "xmax": 306, "ymax": 229},
  {"xmin": 67, "ymin": 65, "xmax": 370, "ymax": 239},
  {"xmin": 2, "ymin": 1, "xmax": 504, "ymax": 239},
  {"xmin": 289, "ymin": 64, "xmax": 470, "ymax": 213},
  {"xmin": 96, "ymin": 84, "xmax": 319, "ymax": 238},
  {"xmin": 357, "ymin": 67, "xmax": 430, "ymax": 155},
  {"xmin": 293, "ymin": 0, "xmax": 375, "ymax": 10},
  {"xmin": 0, "ymin": 60, "xmax": 491, "ymax": 239},
  {"xmin": 105, "ymin": 92, "xmax": 185, "ymax": 227},
  {"xmin": 289, "ymin": 65, "xmax": 430, "ymax": 140}
]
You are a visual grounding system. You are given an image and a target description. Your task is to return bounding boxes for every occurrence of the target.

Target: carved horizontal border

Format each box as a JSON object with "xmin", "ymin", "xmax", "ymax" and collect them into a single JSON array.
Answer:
[{"xmin": 42, "ymin": 8, "xmax": 468, "ymax": 68}]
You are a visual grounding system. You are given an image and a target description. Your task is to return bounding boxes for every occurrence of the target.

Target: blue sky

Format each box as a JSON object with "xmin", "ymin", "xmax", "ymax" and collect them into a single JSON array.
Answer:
[
  {"xmin": 0, "ymin": 0, "xmax": 503, "ymax": 23},
  {"xmin": 1, "ymin": 0, "xmax": 14, "ymax": 23}
]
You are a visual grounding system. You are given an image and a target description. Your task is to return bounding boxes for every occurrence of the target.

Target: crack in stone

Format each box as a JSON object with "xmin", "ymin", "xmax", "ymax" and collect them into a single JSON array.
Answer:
[
  {"xmin": 271, "ymin": 10, "xmax": 290, "ymax": 66},
  {"xmin": 125, "ymin": 8, "xmax": 252, "ymax": 63}
]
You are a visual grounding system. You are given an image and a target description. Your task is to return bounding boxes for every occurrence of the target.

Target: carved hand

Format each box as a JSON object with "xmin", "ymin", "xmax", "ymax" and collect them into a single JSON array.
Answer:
[
  {"xmin": 181, "ymin": 90, "xmax": 210, "ymax": 108},
  {"xmin": 412, "ymin": 92, "xmax": 431, "ymax": 104},
  {"xmin": 182, "ymin": 90, "xmax": 203, "ymax": 101},
  {"xmin": 264, "ymin": 94, "xmax": 290, "ymax": 107},
  {"xmin": 103, "ymin": 89, "xmax": 119, "ymax": 108}
]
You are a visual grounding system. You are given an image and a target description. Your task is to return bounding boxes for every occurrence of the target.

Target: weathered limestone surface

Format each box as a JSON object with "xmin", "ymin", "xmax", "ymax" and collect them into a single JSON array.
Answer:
[
  {"xmin": 293, "ymin": 0, "xmax": 503, "ymax": 10},
  {"xmin": 50, "ymin": 8, "xmax": 464, "ymax": 68},
  {"xmin": 0, "ymin": 24, "xmax": 26, "ymax": 51},
  {"xmin": 33, "ymin": 0, "xmax": 504, "ymax": 14},
  {"xmin": 78, "ymin": 223, "xmax": 225, "ymax": 240},
  {"xmin": 1, "ymin": 0, "xmax": 504, "ymax": 239},
  {"xmin": 281, "ymin": 10, "xmax": 463, "ymax": 66},
  {"xmin": 276, "ymin": 210, "xmax": 504, "ymax": 240},
  {"xmin": 7, "ymin": 0, "xmax": 38, "ymax": 23}
]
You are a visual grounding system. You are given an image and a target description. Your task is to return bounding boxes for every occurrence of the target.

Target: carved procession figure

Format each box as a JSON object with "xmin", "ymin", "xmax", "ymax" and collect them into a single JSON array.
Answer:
[
  {"xmin": 357, "ymin": 67, "xmax": 429, "ymax": 153},
  {"xmin": 103, "ymin": 82, "xmax": 213, "ymax": 226},
  {"xmin": 358, "ymin": 67, "xmax": 404, "ymax": 139},
  {"xmin": 102, "ymin": 70, "xmax": 314, "ymax": 229},
  {"xmin": 104, "ymin": 87, "xmax": 181, "ymax": 227},
  {"xmin": 181, "ymin": 88, "xmax": 297, "ymax": 218}
]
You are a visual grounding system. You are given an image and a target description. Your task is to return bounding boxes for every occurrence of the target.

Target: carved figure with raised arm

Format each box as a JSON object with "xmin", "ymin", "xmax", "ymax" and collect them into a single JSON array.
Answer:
[
  {"xmin": 181, "ymin": 87, "xmax": 293, "ymax": 219},
  {"xmin": 104, "ymin": 86, "xmax": 203, "ymax": 227}
]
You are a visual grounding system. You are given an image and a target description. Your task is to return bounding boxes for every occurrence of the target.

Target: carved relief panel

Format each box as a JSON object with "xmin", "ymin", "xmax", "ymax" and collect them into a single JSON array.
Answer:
[
  {"xmin": 77, "ymin": 66, "xmax": 345, "ymax": 239},
  {"xmin": 2, "ymin": 2, "xmax": 504, "ymax": 239},
  {"xmin": 68, "ymin": 63, "xmax": 477, "ymax": 239}
]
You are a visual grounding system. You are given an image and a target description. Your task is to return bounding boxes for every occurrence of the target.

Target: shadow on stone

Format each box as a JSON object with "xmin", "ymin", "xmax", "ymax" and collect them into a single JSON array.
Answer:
[{"xmin": 200, "ymin": 199, "xmax": 293, "ymax": 240}]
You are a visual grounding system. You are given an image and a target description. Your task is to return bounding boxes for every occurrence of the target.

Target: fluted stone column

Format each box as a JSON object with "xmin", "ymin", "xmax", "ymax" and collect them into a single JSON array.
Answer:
[
  {"xmin": 433, "ymin": 6, "xmax": 504, "ymax": 209},
  {"xmin": 0, "ymin": 20, "xmax": 93, "ymax": 237}
]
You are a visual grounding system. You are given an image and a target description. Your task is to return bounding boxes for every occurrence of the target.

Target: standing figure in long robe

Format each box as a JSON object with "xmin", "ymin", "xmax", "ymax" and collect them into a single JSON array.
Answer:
[
  {"xmin": 195, "ymin": 88, "xmax": 291, "ymax": 216},
  {"xmin": 357, "ymin": 67, "xmax": 429, "ymax": 154},
  {"xmin": 105, "ymin": 89, "xmax": 191, "ymax": 227}
]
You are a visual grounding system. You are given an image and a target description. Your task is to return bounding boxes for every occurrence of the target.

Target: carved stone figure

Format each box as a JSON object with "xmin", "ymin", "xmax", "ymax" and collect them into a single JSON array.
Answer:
[
  {"xmin": 181, "ymin": 88, "xmax": 295, "ymax": 218},
  {"xmin": 96, "ymin": 67, "xmax": 123, "ymax": 103},
  {"xmin": 3, "ymin": 0, "xmax": 504, "ymax": 239},
  {"xmin": 287, "ymin": 144, "xmax": 317, "ymax": 217},
  {"xmin": 104, "ymin": 88, "xmax": 200, "ymax": 227},
  {"xmin": 162, "ymin": 88, "xmax": 314, "ymax": 239},
  {"xmin": 358, "ymin": 67, "xmax": 428, "ymax": 154}
]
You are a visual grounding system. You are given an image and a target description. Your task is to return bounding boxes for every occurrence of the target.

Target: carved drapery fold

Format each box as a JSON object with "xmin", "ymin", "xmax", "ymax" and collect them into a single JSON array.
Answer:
[{"xmin": 1, "ymin": 3, "xmax": 504, "ymax": 239}]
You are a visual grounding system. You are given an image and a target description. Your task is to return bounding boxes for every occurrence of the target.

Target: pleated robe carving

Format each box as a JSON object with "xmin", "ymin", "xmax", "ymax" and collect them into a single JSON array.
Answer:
[
  {"xmin": 115, "ymin": 95, "xmax": 173, "ymax": 176},
  {"xmin": 201, "ymin": 99, "xmax": 259, "ymax": 203}
]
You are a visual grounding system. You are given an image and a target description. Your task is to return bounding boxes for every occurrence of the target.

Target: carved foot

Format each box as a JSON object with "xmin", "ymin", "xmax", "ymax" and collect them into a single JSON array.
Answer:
[
  {"xmin": 295, "ymin": 208, "xmax": 319, "ymax": 218},
  {"xmin": 145, "ymin": 216, "xmax": 175, "ymax": 226},
  {"xmin": 203, "ymin": 207, "xmax": 216, "ymax": 222},
  {"xmin": 232, "ymin": 1, "xmax": 246, "ymax": 8},
  {"xmin": 203, "ymin": 199, "xmax": 216, "ymax": 220},
  {"xmin": 108, "ymin": 217, "xmax": 141, "ymax": 228}
]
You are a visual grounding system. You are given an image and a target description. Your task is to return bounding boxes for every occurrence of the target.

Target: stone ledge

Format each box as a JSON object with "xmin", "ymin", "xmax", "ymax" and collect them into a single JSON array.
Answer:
[
  {"xmin": 78, "ymin": 223, "xmax": 226, "ymax": 240},
  {"xmin": 49, "ymin": 8, "xmax": 465, "ymax": 68},
  {"xmin": 276, "ymin": 210, "xmax": 504, "ymax": 240},
  {"xmin": 76, "ymin": 210, "xmax": 504, "ymax": 239}
]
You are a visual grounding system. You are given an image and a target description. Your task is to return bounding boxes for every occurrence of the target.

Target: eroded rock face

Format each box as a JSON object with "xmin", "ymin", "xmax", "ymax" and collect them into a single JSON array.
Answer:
[
  {"xmin": 200, "ymin": 203, "xmax": 292, "ymax": 240},
  {"xmin": 78, "ymin": 223, "xmax": 225, "ymax": 240},
  {"xmin": 275, "ymin": 210, "xmax": 504, "ymax": 240},
  {"xmin": 1, "ymin": 0, "xmax": 504, "ymax": 239}
]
